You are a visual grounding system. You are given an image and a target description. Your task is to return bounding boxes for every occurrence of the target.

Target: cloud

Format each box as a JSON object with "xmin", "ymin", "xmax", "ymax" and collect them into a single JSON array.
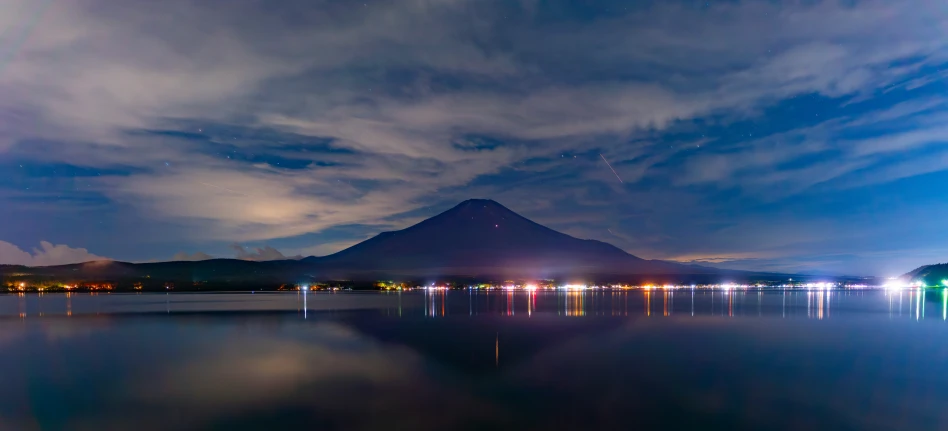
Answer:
[
  {"xmin": 297, "ymin": 239, "xmax": 362, "ymax": 258},
  {"xmin": 230, "ymin": 244, "xmax": 302, "ymax": 261},
  {"xmin": 0, "ymin": 241, "xmax": 108, "ymax": 266},
  {"xmin": 1, "ymin": 0, "xmax": 948, "ymax": 272},
  {"xmin": 171, "ymin": 251, "xmax": 214, "ymax": 261},
  {"xmin": 672, "ymin": 96, "xmax": 948, "ymax": 195}
]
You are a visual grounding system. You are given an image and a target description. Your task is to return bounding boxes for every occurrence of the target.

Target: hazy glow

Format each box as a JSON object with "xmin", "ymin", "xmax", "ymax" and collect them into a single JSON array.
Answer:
[{"xmin": 884, "ymin": 280, "xmax": 908, "ymax": 290}]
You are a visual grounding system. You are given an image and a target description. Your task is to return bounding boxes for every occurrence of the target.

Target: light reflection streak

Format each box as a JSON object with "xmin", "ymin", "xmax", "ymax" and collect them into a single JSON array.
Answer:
[
  {"xmin": 506, "ymin": 291, "xmax": 512, "ymax": 316},
  {"xmin": 757, "ymin": 291, "xmax": 762, "ymax": 317},
  {"xmin": 728, "ymin": 291, "xmax": 733, "ymax": 317},
  {"xmin": 565, "ymin": 291, "xmax": 585, "ymax": 317},
  {"xmin": 527, "ymin": 291, "xmax": 534, "ymax": 317},
  {"xmin": 425, "ymin": 288, "xmax": 448, "ymax": 317},
  {"xmin": 644, "ymin": 291, "xmax": 651, "ymax": 317},
  {"xmin": 6, "ymin": 288, "xmax": 943, "ymax": 321},
  {"xmin": 888, "ymin": 290, "xmax": 893, "ymax": 319},
  {"xmin": 916, "ymin": 289, "xmax": 921, "ymax": 321},
  {"xmin": 663, "ymin": 291, "xmax": 668, "ymax": 317},
  {"xmin": 826, "ymin": 290, "xmax": 831, "ymax": 318},
  {"xmin": 818, "ymin": 291, "xmax": 823, "ymax": 320}
]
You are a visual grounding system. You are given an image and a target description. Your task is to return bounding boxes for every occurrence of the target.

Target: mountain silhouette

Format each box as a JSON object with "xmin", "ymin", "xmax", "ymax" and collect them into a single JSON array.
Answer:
[
  {"xmin": 903, "ymin": 262, "xmax": 948, "ymax": 286},
  {"xmin": 4, "ymin": 199, "xmax": 740, "ymax": 286},
  {"xmin": 310, "ymin": 199, "xmax": 697, "ymax": 278}
]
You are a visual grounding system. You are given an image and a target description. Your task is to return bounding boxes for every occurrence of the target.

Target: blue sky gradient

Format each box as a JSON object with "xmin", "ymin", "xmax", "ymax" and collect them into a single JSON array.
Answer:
[{"xmin": 1, "ymin": 0, "xmax": 947, "ymax": 275}]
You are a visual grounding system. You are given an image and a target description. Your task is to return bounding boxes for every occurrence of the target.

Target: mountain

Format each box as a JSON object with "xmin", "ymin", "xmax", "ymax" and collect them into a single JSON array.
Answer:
[
  {"xmin": 3, "ymin": 199, "xmax": 755, "ymax": 286},
  {"xmin": 903, "ymin": 263, "xmax": 948, "ymax": 286},
  {"xmin": 310, "ymin": 199, "xmax": 696, "ymax": 278}
]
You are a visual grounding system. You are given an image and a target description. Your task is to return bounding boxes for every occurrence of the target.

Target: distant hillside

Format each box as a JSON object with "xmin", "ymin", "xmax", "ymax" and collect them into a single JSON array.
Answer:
[
  {"xmin": 1, "ymin": 199, "xmax": 789, "ymax": 287},
  {"xmin": 903, "ymin": 263, "xmax": 948, "ymax": 286},
  {"xmin": 310, "ymin": 199, "xmax": 700, "ymax": 278}
]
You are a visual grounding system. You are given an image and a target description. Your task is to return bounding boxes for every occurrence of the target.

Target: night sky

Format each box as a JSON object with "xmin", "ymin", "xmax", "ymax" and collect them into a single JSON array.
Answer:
[{"xmin": 1, "ymin": 0, "xmax": 947, "ymax": 276}]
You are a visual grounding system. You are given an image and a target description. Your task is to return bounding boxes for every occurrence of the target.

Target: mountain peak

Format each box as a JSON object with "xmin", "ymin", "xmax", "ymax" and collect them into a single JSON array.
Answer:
[
  {"xmin": 457, "ymin": 198, "xmax": 500, "ymax": 205},
  {"xmin": 450, "ymin": 198, "xmax": 510, "ymax": 212},
  {"xmin": 316, "ymin": 198, "xmax": 694, "ymax": 277},
  {"xmin": 422, "ymin": 198, "xmax": 535, "ymax": 232}
]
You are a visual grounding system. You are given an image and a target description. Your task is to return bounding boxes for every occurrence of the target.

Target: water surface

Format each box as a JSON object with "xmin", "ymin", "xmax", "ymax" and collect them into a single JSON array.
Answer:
[{"xmin": 1, "ymin": 289, "xmax": 947, "ymax": 430}]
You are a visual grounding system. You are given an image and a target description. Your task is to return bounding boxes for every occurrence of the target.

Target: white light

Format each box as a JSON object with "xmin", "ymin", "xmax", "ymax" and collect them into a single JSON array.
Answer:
[
  {"xmin": 884, "ymin": 280, "xmax": 907, "ymax": 290},
  {"xmin": 525, "ymin": 284, "xmax": 538, "ymax": 291}
]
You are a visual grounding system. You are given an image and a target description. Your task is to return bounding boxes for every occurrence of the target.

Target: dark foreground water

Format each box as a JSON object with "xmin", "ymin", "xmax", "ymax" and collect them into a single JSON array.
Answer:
[{"xmin": 2, "ymin": 289, "xmax": 948, "ymax": 430}]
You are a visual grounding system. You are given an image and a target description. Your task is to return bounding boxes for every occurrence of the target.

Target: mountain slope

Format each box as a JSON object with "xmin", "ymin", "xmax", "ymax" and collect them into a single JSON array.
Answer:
[
  {"xmin": 309, "ymin": 199, "xmax": 702, "ymax": 277},
  {"xmin": 903, "ymin": 263, "xmax": 948, "ymax": 285},
  {"xmin": 2, "ymin": 199, "xmax": 728, "ymax": 284}
]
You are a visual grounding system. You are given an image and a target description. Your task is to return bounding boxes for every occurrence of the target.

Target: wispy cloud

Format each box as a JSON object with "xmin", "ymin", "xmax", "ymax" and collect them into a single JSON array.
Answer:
[
  {"xmin": 230, "ymin": 244, "xmax": 301, "ymax": 261},
  {"xmin": 171, "ymin": 251, "xmax": 214, "ymax": 262},
  {"xmin": 0, "ymin": 240, "xmax": 108, "ymax": 266},
  {"xmin": 1, "ymin": 0, "xmax": 947, "ymax": 272}
]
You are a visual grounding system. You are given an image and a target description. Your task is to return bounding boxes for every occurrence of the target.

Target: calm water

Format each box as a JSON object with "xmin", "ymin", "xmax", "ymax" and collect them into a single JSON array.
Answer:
[{"xmin": 2, "ymin": 289, "xmax": 948, "ymax": 430}]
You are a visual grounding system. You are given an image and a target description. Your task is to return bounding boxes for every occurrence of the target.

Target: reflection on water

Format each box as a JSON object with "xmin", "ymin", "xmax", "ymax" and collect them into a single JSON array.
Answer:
[
  {"xmin": 2, "ymin": 289, "xmax": 948, "ymax": 430},
  {"xmin": 420, "ymin": 288, "xmax": 948, "ymax": 322},
  {"xmin": 3, "ymin": 288, "xmax": 948, "ymax": 321}
]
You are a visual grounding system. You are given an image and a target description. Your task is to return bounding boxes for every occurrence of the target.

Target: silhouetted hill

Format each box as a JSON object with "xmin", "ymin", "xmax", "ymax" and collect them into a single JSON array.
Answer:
[
  {"xmin": 2, "ymin": 199, "xmax": 779, "ymax": 286},
  {"xmin": 312, "ymin": 199, "xmax": 697, "ymax": 278},
  {"xmin": 903, "ymin": 263, "xmax": 948, "ymax": 286}
]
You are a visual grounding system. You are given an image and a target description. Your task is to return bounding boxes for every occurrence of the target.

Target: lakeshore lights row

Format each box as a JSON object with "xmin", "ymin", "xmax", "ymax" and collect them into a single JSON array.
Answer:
[
  {"xmin": 432, "ymin": 282, "xmax": 862, "ymax": 291},
  {"xmin": 884, "ymin": 280, "xmax": 926, "ymax": 290}
]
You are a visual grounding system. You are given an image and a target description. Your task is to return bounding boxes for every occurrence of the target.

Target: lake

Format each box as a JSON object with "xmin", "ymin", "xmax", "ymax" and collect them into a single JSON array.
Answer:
[{"xmin": 1, "ymin": 289, "xmax": 947, "ymax": 430}]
